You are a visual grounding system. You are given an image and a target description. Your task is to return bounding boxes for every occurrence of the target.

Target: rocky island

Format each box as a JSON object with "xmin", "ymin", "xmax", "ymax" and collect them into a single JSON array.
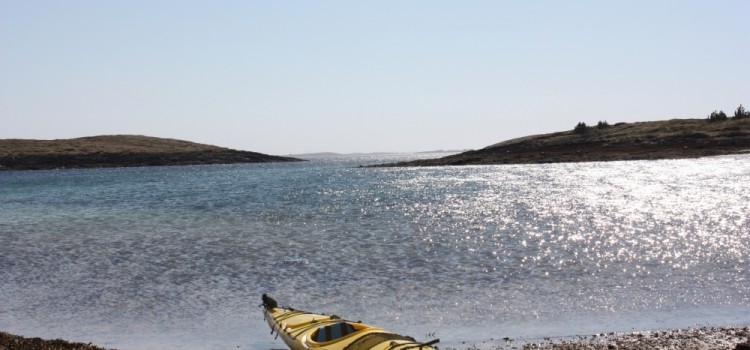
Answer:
[
  {"xmin": 0, "ymin": 135, "xmax": 302, "ymax": 170},
  {"xmin": 377, "ymin": 117, "xmax": 750, "ymax": 167}
]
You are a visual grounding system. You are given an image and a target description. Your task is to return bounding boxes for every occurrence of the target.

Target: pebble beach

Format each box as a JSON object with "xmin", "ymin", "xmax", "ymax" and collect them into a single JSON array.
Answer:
[
  {"xmin": 3, "ymin": 326, "xmax": 749, "ymax": 350},
  {"xmin": 492, "ymin": 326, "xmax": 750, "ymax": 350}
]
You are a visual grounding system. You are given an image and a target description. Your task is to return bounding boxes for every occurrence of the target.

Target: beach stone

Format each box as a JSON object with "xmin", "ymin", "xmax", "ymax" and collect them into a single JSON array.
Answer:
[{"xmin": 735, "ymin": 342, "xmax": 750, "ymax": 350}]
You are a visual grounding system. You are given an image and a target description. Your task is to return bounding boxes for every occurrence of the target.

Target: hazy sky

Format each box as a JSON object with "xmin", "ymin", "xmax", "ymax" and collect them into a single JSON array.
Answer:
[{"xmin": 1, "ymin": 1, "xmax": 748, "ymax": 155}]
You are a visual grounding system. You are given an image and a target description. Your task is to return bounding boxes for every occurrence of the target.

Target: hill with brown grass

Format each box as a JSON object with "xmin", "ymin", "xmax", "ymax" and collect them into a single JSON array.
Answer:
[
  {"xmin": 376, "ymin": 118, "xmax": 750, "ymax": 167},
  {"xmin": 0, "ymin": 135, "xmax": 302, "ymax": 170}
]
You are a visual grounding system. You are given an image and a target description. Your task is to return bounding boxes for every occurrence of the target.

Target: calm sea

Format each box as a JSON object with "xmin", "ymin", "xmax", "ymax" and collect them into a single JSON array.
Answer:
[{"xmin": 1, "ymin": 153, "xmax": 748, "ymax": 350}]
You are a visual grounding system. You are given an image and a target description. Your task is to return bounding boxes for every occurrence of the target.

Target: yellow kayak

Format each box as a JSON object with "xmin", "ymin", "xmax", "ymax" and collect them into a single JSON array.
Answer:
[{"xmin": 262, "ymin": 294, "xmax": 439, "ymax": 350}]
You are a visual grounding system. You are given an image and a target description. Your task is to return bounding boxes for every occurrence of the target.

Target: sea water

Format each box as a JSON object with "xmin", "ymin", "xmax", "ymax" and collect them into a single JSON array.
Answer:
[{"xmin": 0, "ymin": 153, "xmax": 748, "ymax": 350}]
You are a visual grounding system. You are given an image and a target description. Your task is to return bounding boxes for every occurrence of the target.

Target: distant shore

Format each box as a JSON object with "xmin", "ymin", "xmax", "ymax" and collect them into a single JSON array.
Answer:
[
  {"xmin": 0, "ymin": 135, "xmax": 302, "ymax": 171},
  {"xmin": 375, "ymin": 118, "xmax": 750, "ymax": 167},
  {"xmin": 3, "ymin": 325, "xmax": 748, "ymax": 350}
]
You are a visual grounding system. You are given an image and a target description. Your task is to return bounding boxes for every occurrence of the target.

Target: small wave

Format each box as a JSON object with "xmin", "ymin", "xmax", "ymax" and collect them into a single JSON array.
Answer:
[{"xmin": 278, "ymin": 259, "xmax": 310, "ymax": 266}]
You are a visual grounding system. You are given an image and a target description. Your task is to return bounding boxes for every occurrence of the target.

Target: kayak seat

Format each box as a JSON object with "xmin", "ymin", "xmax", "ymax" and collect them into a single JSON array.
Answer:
[{"xmin": 312, "ymin": 322, "xmax": 356, "ymax": 343}]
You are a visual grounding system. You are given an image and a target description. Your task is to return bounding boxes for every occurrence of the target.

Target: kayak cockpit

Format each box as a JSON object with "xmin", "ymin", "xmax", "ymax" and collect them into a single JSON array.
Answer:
[
  {"xmin": 304, "ymin": 321, "xmax": 372, "ymax": 348},
  {"xmin": 312, "ymin": 322, "xmax": 356, "ymax": 342}
]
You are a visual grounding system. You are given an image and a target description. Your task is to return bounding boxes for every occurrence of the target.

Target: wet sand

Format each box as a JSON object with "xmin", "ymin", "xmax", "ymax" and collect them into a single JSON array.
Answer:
[{"xmin": 3, "ymin": 326, "xmax": 748, "ymax": 350}]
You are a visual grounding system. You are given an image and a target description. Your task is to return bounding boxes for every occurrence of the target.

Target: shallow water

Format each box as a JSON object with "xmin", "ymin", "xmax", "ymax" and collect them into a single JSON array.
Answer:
[{"xmin": 1, "ymin": 153, "xmax": 748, "ymax": 349}]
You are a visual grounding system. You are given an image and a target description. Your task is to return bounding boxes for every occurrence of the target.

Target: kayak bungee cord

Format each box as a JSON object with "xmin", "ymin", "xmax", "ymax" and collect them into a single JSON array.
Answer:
[{"xmin": 386, "ymin": 338, "xmax": 440, "ymax": 350}]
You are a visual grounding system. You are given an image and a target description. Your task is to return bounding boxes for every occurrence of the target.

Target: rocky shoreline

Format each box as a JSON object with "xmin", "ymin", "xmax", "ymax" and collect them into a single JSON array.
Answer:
[
  {"xmin": 375, "ymin": 118, "xmax": 750, "ymax": 167},
  {"xmin": 504, "ymin": 326, "xmax": 749, "ymax": 350},
  {"xmin": 3, "ymin": 326, "xmax": 748, "ymax": 350},
  {"xmin": 0, "ymin": 149, "xmax": 302, "ymax": 171},
  {"xmin": 0, "ymin": 135, "xmax": 302, "ymax": 171},
  {"xmin": 0, "ymin": 332, "xmax": 110, "ymax": 350}
]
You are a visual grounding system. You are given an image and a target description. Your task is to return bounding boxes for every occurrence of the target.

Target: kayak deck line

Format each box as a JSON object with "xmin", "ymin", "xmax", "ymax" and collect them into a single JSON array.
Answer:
[{"xmin": 261, "ymin": 294, "xmax": 439, "ymax": 350}]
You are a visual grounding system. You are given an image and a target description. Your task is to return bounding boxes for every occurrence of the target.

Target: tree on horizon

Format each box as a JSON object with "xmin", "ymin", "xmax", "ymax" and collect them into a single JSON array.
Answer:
[
  {"xmin": 734, "ymin": 104, "xmax": 749, "ymax": 119},
  {"xmin": 708, "ymin": 110, "xmax": 728, "ymax": 122}
]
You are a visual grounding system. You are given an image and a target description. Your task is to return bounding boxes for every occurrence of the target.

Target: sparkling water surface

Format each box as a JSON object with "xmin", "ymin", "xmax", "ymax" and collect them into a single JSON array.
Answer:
[{"xmin": 1, "ymin": 153, "xmax": 748, "ymax": 349}]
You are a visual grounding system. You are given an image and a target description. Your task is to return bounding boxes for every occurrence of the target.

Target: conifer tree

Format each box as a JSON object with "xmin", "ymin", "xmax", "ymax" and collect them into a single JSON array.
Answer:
[
  {"xmin": 734, "ymin": 104, "xmax": 749, "ymax": 119},
  {"xmin": 574, "ymin": 122, "xmax": 588, "ymax": 134}
]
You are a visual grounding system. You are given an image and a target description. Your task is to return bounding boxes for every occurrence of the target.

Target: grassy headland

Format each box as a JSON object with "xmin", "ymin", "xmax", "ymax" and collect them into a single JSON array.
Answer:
[
  {"xmin": 0, "ymin": 135, "xmax": 302, "ymax": 170},
  {"xmin": 376, "ymin": 117, "xmax": 750, "ymax": 167}
]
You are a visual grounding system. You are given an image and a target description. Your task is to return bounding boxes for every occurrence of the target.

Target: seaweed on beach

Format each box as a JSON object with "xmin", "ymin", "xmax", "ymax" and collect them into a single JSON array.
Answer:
[{"xmin": 0, "ymin": 332, "xmax": 111, "ymax": 350}]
